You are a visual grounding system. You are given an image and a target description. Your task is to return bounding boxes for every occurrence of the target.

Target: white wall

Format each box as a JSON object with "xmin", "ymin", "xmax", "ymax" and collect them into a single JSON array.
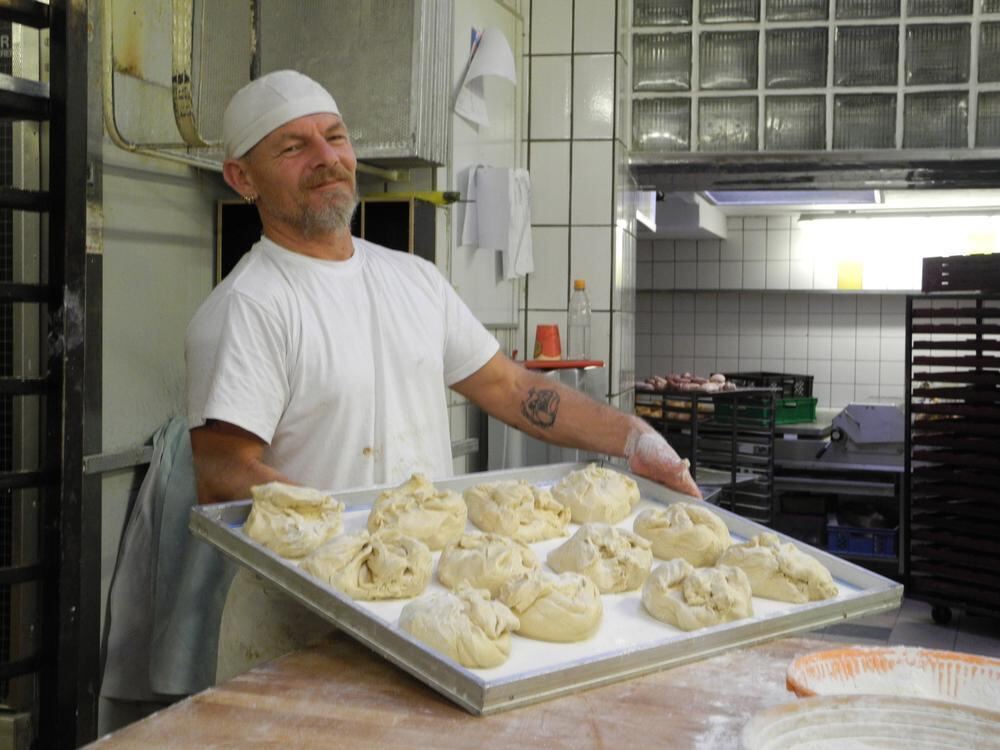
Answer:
[
  {"xmin": 635, "ymin": 209, "xmax": 1000, "ymax": 408},
  {"xmin": 636, "ymin": 290, "xmax": 906, "ymax": 408},
  {"xmin": 99, "ymin": 145, "xmax": 230, "ymax": 627},
  {"xmin": 525, "ymin": 0, "xmax": 638, "ymax": 410},
  {"xmin": 443, "ymin": 0, "xmax": 528, "ymax": 472},
  {"xmin": 448, "ymin": 1, "xmax": 525, "ymax": 326}
]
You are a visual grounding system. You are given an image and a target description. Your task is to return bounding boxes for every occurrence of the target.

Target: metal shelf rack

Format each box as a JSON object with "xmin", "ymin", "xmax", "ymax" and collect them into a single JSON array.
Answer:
[
  {"xmin": 636, "ymin": 387, "xmax": 776, "ymax": 522},
  {"xmin": 904, "ymin": 292, "xmax": 1000, "ymax": 624}
]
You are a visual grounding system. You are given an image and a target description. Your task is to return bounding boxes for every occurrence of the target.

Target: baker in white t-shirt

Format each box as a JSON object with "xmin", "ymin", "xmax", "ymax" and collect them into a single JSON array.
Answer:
[{"xmin": 186, "ymin": 70, "xmax": 699, "ymax": 681}]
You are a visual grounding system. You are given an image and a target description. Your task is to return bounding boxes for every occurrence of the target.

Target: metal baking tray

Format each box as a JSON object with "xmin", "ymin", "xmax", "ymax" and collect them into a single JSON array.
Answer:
[{"xmin": 190, "ymin": 461, "xmax": 903, "ymax": 715}]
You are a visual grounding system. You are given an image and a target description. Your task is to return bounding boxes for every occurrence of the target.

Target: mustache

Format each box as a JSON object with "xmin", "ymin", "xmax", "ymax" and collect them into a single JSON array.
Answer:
[{"xmin": 301, "ymin": 166, "xmax": 354, "ymax": 190}]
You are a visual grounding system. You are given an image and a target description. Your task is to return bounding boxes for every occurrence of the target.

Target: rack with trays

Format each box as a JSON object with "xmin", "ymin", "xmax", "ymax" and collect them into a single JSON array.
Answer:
[
  {"xmin": 904, "ymin": 292, "xmax": 1000, "ymax": 623},
  {"xmin": 636, "ymin": 388, "xmax": 777, "ymax": 521}
]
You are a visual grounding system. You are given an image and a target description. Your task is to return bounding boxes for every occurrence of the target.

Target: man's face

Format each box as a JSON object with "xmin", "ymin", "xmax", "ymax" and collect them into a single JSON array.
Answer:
[{"xmin": 244, "ymin": 112, "xmax": 359, "ymax": 238}]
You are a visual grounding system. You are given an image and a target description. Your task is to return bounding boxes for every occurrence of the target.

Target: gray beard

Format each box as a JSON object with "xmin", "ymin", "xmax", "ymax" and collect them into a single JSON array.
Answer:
[{"xmin": 280, "ymin": 188, "xmax": 359, "ymax": 238}]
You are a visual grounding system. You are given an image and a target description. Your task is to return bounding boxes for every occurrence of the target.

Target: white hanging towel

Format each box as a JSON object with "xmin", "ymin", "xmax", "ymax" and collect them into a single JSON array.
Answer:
[
  {"xmin": 507, "ymin": 168, "xmax": 534, "ymax": 280},
  {"xmin": 461, "ymin": 165, "xmax": 534, "ymax": 280}
]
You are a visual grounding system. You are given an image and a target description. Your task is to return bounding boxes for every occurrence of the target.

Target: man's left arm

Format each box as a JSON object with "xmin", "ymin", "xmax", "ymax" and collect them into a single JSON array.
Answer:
[{"xmin": 451, "ymin": 352, "xmax": 701, "ymax": 497}]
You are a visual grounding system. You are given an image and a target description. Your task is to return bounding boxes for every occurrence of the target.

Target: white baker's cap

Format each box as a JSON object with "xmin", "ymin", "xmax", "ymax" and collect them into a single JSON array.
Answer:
[{"xmin": 222, "ymin": 70, "xmax": 341, "ymax": 159}]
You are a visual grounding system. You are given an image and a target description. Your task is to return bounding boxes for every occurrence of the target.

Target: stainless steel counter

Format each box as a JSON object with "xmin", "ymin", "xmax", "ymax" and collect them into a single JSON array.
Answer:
[{"xmin": 774, "ymin": 407, "xmax": 839, "ymax": 438}]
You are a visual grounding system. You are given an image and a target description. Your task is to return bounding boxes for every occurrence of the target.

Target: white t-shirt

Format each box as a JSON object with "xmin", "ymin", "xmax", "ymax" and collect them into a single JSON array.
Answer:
[{"xmin": 185, "ymin": 236, "xmax": 499, "ymax": 492}]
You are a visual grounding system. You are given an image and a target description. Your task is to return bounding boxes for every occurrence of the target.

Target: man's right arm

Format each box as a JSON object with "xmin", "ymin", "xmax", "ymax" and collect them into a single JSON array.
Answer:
[{"xmin": 189, "ymin": 420, "xmax": 291, "ymax": 504}]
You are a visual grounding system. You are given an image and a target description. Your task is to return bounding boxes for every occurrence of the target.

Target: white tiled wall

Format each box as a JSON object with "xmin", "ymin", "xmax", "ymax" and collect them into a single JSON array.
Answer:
[
  {"xmin": 635, "ymin": 291, "xmax": 906, "ymax": 408},
  {"xmin": 638, "ymin": 212, "xmax": 1000, "ymax": 294},
  {"xmin": 526, "ymin": 0, "xmax": 637, "ymax": 406},
  {"xmin": 628, "ymin": 210, "xmax": 995, "ymax": 408}
]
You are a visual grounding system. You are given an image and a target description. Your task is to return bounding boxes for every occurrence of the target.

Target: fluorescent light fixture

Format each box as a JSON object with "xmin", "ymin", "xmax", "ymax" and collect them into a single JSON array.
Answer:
[
  {"xmin": 798, "ymin": 208, "xmax": 1000, "ymax": 222},
  {"xmin": 704, "ymin": 190, "xmax": 881, "ymax": 207}
]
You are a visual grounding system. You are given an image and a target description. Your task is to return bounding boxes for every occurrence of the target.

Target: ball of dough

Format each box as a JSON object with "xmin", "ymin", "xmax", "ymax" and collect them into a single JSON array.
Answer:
[
  {"xmin": 641, "ymin": 559, "xmax": 753, "ymax": 631},
  {"xmin": 633, "ymin": 502, "xmax": 732, "ymax": 566},
  {"xmin": 718, "ymin": 532, "xmax": 839, "ymax": 603},
  {"xmin": 437, "ymin": 532, "xmax": 540, "ymax": 596},
  {"xmin": 551, "ymin": 463, "xmax": 640, "ymax": 524},
  {"xmin": 300, "ymin": 529, "xmax": 432, "ymax": 601},
  {"xmin": 464, "ymin": 480, "xmax": 570, "ymax": 543},
  {"xmin": 399, "ymin": 584, "xmax": 519, "ymax": 669},
  {"xmin": 498, "ymin": 570, "xmax": 603, "ymax": 642},
  {"xmin": 546, "ymin": 523, "xmax": 653, "ymax": 594},
  {"xmin": 367, "ymin": 473, "xmax": 467, "ymax": 551},
  {"xmin": 243, "ymin": 481, "xmax": 344, "ymax": 559}
]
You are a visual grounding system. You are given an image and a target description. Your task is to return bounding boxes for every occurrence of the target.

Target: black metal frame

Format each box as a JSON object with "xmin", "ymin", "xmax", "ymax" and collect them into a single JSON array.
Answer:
[
  {"xmin": 905, "ymin": 292, "xmax": 1000, "ymax": 624},
  {"xmin": 0, "ymin": 0, "xmax": 92, "ymax": 746},
  {"xmin": 47, "ymin": 1, "xmax": 93, "ymax": 745},
  {"xmin": 635, "ymin": 387, "xmax": 777, "ymax": 521}
]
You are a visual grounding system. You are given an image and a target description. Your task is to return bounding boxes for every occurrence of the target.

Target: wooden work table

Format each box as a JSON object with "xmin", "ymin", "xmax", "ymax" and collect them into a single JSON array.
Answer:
[{"xmin": 88, "ymin": 633, "xmax": 834, "ymax": 749}]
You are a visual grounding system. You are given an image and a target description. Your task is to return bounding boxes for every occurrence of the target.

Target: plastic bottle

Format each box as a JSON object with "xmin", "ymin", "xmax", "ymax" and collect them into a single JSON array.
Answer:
[{"xmin": 567, "ymin": 279, "xmax": 592, "ymax": 360}]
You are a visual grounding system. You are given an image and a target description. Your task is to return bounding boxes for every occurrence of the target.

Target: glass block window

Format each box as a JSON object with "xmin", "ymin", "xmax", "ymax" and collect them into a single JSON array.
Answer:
[
  {"xmin": 700, "ymin": 31, "xmax": 759, "ymax": 89},
  {"xmin": 633, "ymin": 98, "xmax": 692, "ymax": 151},
  {"xmin": 634, "ymin": 0, "xmax": 694, "ymax": 26},
  {"xmin": 835, "ymin": 26, "xmax": 899, "ymax": 86},
  {"xmin": 765, "ymin": 27, "xmax": 828, "ymax": 88},
  {"xmin": 629, "ymin": 1, "xmax": 1000, "ymax": 153},
  {"xmin": 980, "ymin": 22, "xmax": 1000, "ymax": 81},
  {"xmin": 904, "ymin": 91, "xmax": 968, "ymax": 147},
  {"xmin": 905, "ymin": 24, "xmax": 971, "ymax": 85},
  {"xmin": 634, "ymin": 33, "xmax": 692, "ymax": 91},
  {"xmin": 699, "ymin": 96, "xmax": 759, "ymax": 150},
  {"xmin": 766, "ymin": 0, "xmax": 828, "ymax": 21},
  {"xmin": 700, "ymin": 0, "xmax": 760, "ymax": 23},
  {"xmin": 765, "ymin": 95, "xmax": 826, "ymax": 150},
  {"xmin": 908, "ymin": 0, "xmax": 973, "ymax": 14},
  {"xmin": 836, "ymin": 0, "xmax": 901, "ymax": 19},
  {"xmin": 976, "ymin": 92, "xmax": 1000, "ymax": 145},
  {"xmin": 834, "ymin": 94, "xmax": 897, "ymax": 148}
]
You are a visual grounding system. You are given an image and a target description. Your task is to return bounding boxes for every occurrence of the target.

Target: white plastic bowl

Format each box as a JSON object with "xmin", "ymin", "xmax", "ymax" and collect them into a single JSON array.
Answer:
[
  {"xmin": 785, "ymin": 645, "xmax": 1000, "ymax": 712},
  {"xmin": 742, "ymin": 694, "xmax": 1000, "ymax": 750}
]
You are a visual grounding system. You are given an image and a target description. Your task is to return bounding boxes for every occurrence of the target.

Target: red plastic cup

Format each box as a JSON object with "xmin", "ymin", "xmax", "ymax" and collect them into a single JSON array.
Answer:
[{"xmin": 533, "ymin": 324, "xmax": 562, "ymax": 360}]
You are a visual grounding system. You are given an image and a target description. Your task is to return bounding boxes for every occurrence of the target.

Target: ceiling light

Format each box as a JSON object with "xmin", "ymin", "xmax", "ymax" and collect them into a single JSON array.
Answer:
[{"xmin": 704, "ymin": 190, "xmax": 881, "ymax": 207}]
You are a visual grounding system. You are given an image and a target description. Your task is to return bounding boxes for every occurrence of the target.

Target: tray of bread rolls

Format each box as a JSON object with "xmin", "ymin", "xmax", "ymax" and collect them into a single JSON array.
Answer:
[{"xmin": 189, "ymin": 461, "xmax": 903, "ymax": 715}]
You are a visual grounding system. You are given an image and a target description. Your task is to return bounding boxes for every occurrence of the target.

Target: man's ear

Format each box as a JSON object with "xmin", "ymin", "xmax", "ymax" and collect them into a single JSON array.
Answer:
[{"xmin": 222, "ymin": 158, "xmax": 255, "ymax": 198}]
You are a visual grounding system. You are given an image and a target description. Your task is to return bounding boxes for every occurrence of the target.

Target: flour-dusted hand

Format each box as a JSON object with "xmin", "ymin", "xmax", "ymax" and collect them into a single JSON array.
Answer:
[{"xmin": 624, "ymin": 424, "xmax": 702, "ymax": 499}]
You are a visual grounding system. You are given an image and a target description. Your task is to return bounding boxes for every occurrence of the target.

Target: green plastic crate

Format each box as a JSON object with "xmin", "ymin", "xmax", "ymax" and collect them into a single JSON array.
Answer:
[{"xmin": 715, "ymin": 397, "xmax": 817, "ymax": 426}]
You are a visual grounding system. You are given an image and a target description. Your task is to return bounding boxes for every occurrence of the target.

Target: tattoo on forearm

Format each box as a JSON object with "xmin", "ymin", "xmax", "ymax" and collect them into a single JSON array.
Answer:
[{"xmin": 521, "ymin": 387, "xmax": 559, "ymax": 429}]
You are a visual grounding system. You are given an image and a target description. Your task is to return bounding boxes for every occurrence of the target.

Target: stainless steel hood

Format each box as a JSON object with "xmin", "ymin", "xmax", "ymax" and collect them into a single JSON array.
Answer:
[{"xmin": 630, "ymin": 150, "xmax": 1000, "ymax": 193}]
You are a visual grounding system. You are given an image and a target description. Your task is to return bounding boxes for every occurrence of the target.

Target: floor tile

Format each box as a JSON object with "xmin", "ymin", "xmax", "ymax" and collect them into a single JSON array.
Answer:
[
  {"xmin": 959, "ymin": 613, "xmax": 1000, "ymax": 638},
  {"xmin": 823, "ymin": 634, "xmax": 893, "ymax": 648},
  {"xmin": 849, "ymin": 607, "xmax": 901, "ymax": 631},
  {"xmin": 801, "ymin": 596, "xmax": 998, "ymax": 656},
  {"xmin": 953, "ymin": 614, "xmax": 1000, "ymax": 658},
  {"xmin": 953, "ymin": 631, "xmax": 1000, "ymax": 658},
  {"xmin": 888, "ymin": 620, "xmax": 958, "ymax": 651},
  {"xmin": 822, "ymin": 623, "xmax": 893, "ymax": 642},
  {"xmin": 897, "ymin": 597, "xmax": 936, "ymax": 624}
]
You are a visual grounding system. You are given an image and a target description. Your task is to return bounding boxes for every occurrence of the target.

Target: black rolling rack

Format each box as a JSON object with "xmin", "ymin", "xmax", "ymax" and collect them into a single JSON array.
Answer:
[
  {"xmin": 0, "ymin": 2, "xmax": 92, "ymax": 747},
  {"xmin": 635, "ymin": 388, "xmax": 776, "ymax": 522},
  {"xmin": 905, "ymin": 293, "xmax": 1000, "ymax": 624}
]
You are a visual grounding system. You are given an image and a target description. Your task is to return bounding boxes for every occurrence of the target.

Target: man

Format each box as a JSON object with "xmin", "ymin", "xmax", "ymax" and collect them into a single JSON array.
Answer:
[{"xmin": 186, "ymin": 70, "xmax": 698, "ymax": 681}]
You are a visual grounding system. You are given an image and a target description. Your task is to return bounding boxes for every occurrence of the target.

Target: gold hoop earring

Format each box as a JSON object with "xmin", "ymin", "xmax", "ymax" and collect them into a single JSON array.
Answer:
[{"xmin": 242, "ymin": 194, "xmax": 256, "ymax": 204}]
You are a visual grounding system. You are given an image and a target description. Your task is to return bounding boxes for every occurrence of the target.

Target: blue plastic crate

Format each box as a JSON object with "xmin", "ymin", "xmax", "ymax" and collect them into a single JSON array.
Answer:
[{"xmin": 826, "ymin": 514, "xmax": 897, "ymax": 559}]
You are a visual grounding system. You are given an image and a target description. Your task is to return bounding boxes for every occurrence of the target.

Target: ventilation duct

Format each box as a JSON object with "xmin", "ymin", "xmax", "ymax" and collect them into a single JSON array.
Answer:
[
  {"xmin": 257, "ymin": 0, "xmax": 452, "ymax": 167},
  {"xmin": 104, "ymin": 0, "xmax": 451, "ymax": 170}
]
